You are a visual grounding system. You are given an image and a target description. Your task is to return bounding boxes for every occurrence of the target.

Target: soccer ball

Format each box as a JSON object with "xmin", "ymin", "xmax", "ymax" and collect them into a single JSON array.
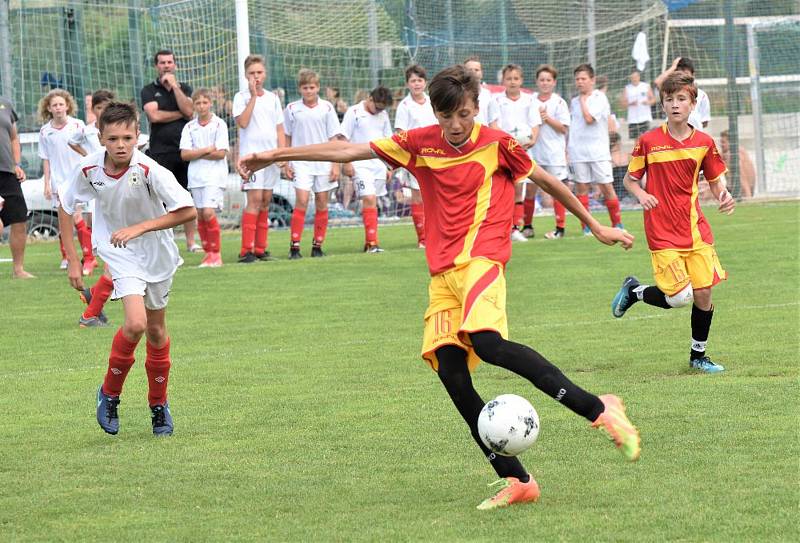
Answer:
[{"xmin": 478, "ymin": 394, "xmax": 540, "ymax": 456}]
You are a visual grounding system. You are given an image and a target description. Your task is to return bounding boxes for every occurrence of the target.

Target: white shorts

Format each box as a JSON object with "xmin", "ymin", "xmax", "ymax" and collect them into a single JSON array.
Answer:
[
  {"xmin": 294, "ymin": 173, "xmax": 337, "ymax": 193},
  {"xmin": 190, "ymin": 186, "xmax": 224, "ymax": 210},
  {"xmin": 397, "ymin": 169, "xmax": 419, "ymax": 190},
  {"xmin": 112, "ymin": 276, "xmax": 174, "ymax": 310},
  {"xmin": 539, "ymin": 164, "xmax": 570, "ymax": 181},
  {"xmin": 353, "ymin": 174, "xmax": 388, "ymax": 198},
  {"xmin": 243, "ymin": 165, "xmax": 280, "ymax": 191},
  {"xmin": 570, "ymin": 161, "xmax": 613, "ymax": 184}
]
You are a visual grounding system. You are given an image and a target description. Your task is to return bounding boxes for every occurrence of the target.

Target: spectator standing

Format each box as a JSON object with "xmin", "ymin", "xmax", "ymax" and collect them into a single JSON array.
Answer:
[
  {"xmin": 140, "ymin": 49, "xmax": 199, "ymax": 251},
  {"xmin": 0, "ymin": 95, "xmax": 34, "ymax": 278},
  {"xmin": 621, "ymin": 70, "xmax": 655, "ymax": 141}
]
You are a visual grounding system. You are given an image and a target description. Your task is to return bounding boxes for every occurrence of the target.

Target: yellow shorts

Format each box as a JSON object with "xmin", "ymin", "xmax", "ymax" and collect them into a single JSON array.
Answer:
[
  {"xmin": 421, "ymin": 259, "xmax": 508, "ymax": 373},
  {"xmin": 650, "ymin": 245, "xmax": 727, "ymax": 296}
]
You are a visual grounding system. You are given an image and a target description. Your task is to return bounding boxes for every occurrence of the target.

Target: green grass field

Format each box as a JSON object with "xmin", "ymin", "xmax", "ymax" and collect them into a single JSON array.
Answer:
[{"xmin": 1, "ymin": 201, "xmax": 798, "ymax": 542}]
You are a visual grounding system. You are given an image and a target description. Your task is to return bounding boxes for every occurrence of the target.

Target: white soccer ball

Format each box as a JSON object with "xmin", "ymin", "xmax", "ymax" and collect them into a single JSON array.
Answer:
[{"xmin": 478, "ymin": 394, "xmax": 540, "ymax": 456}]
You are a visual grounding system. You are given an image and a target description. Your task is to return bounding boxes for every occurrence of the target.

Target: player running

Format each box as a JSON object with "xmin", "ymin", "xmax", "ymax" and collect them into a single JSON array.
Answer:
[
  {"xmin": 58, "ymin": 102, "xmax": 196, "ymax": 436},
  {"xmin": 38, "ymin": 89, "xmax": 94, "ymax": 274},
  {"xmin": 394, "ymin": 64, "xmax": 438, "ymax": 248},
  {"xmin": 239, "ymin": 64, "xmax": 641, "ymax": 510},
  {"xmin": 611, "ymin": 72, "xmax": 735, "ymax": 373},
  {"xmin": 179, "ymin": 88, "xmax": 229, "ymax": 267},
  {"xmin": 283, "ymin": 69, "xmax": 342, "ymax": 259}
]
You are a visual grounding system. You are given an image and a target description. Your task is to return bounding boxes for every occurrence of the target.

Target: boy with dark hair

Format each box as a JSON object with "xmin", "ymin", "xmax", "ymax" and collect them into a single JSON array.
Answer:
[
  {"xmin": 340, "ymin": 85, "xmax": 393, "ymax": 252},
  {"xmin": 58, "ymin": 102, "xmax": 196, "ymax": 435},
  {"xmin": 239, "ymin": 64, "xmax": 641, "ymax": 510},
  {"xmin": 612, "ymin": 72, "xmax": 735, "ymax": 373}
]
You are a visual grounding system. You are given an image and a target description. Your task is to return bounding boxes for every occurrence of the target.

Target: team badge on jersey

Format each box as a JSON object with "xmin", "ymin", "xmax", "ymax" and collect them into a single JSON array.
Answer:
[
  {"xmin": 129, "ymin": 170, "xmax": 142, "ymax": 187},
  {"xmin": 508, "ymin": 138, "xmax": 520, "ymax": 153},
  {"xmin": 396, "ymin": 130, "xmax": 409, "ymax": 144}
]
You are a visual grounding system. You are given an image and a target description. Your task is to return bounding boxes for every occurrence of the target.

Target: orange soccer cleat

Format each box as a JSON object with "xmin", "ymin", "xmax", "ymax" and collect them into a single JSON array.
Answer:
[
  {"xmin": 592, "ymin": 394, "xmax": 641, "ymax": 462},
  {"xmin": 476, "ymin": 475, "xmax": 540, "ymax": 510}
]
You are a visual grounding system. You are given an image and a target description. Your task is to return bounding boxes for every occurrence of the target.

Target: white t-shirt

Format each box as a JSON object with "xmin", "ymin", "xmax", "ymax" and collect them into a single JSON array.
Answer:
[
  {"xmin": 284, "ymin": 98, "xmax": 341, "ymax": 176},
  {"xmin": 341, "ymin": 101, "xmax": 392, "ymax": 177},
  {"xmin": 39, "ymin": 117, "xmax": 85, "ymax": 188},
  {"xmin": 531, "ymin": 92, "xmax": 570, "ymax": 166},
  {"xmin": 60, "ymin": 149, "xmax": 193, "ymax": 282},
  {"xmin": 494, "ymin": 92, "xmax": 542, "ymax": 144},
  {"xmin": 624, "ymin": 82, "xmax": 653, "ymax": 124},
  {"xmin": 688, "ymin": 88, "xmax": 711, "ymax": 130},
  {"xmin": 568, "ymin": 91, "xmax": 611, "ymax": 162},
  {"xmin": 475, "ymin": 85, "xmax": 499, "ymax": 126},
  {"xmin": 179, "ymin": 114, "xmax": 229, "ymax": 189},
  {"xmin": 68, "ymin": 121, "xmax": 103, "ymax": 155},
  {"xmin": 394, "ymin": 94, "xmax": 437, "ymax": 131},
  {"xmin": 232, "ymin": 89, "xmax": 283, "ymax": 155}
]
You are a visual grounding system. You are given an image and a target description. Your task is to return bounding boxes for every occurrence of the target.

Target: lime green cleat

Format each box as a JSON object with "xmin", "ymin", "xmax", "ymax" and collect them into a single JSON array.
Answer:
[
  {"xmin": 591, "ymin": 394, "xmax": 641, "ymax": 462},
  {"xmin": 476, "ymin": 475, "xmax": 540, "ymax": 510}
]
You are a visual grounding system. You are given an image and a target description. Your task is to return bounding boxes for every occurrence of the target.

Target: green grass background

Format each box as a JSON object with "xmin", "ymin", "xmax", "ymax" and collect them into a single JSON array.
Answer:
[{"xmin": 1, "ymin": 202, "xmax": 798, "ymax": 542}]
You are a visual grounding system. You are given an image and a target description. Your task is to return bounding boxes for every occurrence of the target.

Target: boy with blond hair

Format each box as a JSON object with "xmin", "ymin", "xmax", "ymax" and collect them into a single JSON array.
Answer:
[
  {"xmin": 180, "ymin": 88, "xmax": 229, "ymax": 267},
  {"xmin": 612, "ymin": 72, "xmax": 735, "ymax": 373},
  {"xmin": 233, "ymin": 54, "xmax": 286, "ymax": 262},
  {"xmin": 283, "ymin": 69, "xmax": 342, "ymax": 259}
]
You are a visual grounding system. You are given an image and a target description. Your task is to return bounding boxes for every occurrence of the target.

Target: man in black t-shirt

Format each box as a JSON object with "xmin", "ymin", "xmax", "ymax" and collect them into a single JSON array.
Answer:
[{"xmin": 140, "ymin": 49, "xmax": 200, "ymax": 250}]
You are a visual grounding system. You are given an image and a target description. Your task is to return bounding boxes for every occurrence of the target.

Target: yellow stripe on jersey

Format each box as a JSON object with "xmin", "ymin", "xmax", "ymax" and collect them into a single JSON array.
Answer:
[
  {"xmin": 514, "ymin": 163, "xmax": 537, "ymax": 184},
  {"xmin": 372, "ymin": 137, "xmax": 411, "ymax": 167},
  {"xmin": 469, "ymin": 122, "xmax": 481, "ymax": 144},
  {"xmin": 647, "ymin": 147, "xmax": 708, "ymax": 166},
  {"xmin": 628, "ymin": 155, "xmax": 645, "ymax": 174}
]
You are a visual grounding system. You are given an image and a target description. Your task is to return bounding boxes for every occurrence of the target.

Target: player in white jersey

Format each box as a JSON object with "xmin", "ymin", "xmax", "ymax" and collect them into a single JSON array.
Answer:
[
  {"xmin": 568, "ymin": 64, "xmax": 624, "ymax": 234},
  {"xmin": 340, "ymin": 86, "xmax": 393, "ymax": 252},
  {"xmin": 528, "ymin": 65, "xmax": 572, "ymax": 240},
  {"xmin": 494, "ymin": 64, "xmax": 541, "ymax": 241},
  {"xmin": 58, "ymin": 102, "xmax": 196, "ymax": 436},
  {"xmin": 394, "ymin": 64, "xmax": 438, "ymax": 248},
  {"xmin": 233, "ymin": 54, "xmax": 286, "ymax": 263},
  {"xmin": 463, "ymin": 56, "xmax": 500, "ymax": 128},
  {"xmin": 180, "ymin": 88, "xmax": 229, "ymax": 267},
  {"xmin": 656, "ymin": 57, "xmax": 710, "ymax": 130},
  {"xmin": 284, "ymin": 69, "xmax": 342, "ymax": 259},
  {"xmin": 620, "ymin": 70, "xmax": 655, "ymax": 141},
  {"xmin": 37, "ymin": 89, "xmax": 96, "ymax": 273},
  {"xmin": 67, "ymin": 89, "xmax": 118, "ymax": 325}
]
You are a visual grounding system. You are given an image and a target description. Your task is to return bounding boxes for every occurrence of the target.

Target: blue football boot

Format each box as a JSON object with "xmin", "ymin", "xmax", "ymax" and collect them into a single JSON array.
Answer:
[
  {"xmin": 612, "ymin": 276, "xmax": 640, "ymax": 318},
  {"xmin": 96, "ymin": 385, "xmax": 120, "ymax": 435}
]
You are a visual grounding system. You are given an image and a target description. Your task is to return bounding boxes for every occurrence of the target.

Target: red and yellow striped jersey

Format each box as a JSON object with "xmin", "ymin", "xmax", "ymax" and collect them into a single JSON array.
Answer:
[
  {"xmin": 628, "ymin": 124, "xmax": 727, "ymax": 251},
  {"xmin": 371, "ymin": 123, "xmax": 535, "ymax": 275}
]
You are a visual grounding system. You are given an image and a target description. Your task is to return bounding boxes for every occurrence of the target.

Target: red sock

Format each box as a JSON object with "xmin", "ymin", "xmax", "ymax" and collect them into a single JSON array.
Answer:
[
  {"xmin": 240, "ymin": 212, "xmax": 257, "ymax": 256},
  {"xmin": 197, "ymin": 218, "xmax": 209, "ymax": 253},
  {"xmin": 103, "ymin": 328, "xmax": 139, "ymax": 397},
  {"xmin": 206, "ymin": 215, "xmax": 221, "ymax": 253},
  {"xmin": 362, "ymin": 207, "xmax": 378, "ymax": 245},
  {"xmin": 290, "ymin": 207, "xmax": 306, "ymax": 244},
  {"xmin": 313, "ymin": 209, "xmax": 328, "ymax": 245},
  {"xmin": 410, "ymin": 203, "xmax": 425, "ymax": 244},
  {"xmin": 554, "ymin": 200, "xmax": 566, "ymax": 229},
  {"xmin": 513, "ymin": 202, "xmax": 524, "ymax": 228},
  {"xmin": 577, "ymin": 194, "xmax": 590, "ymax": 229},
  {"xmin": 84, "ymin": 274, "xmax": 113, "ymax": 319},
  {"xmin": 606, "ymin": 198, "xmax": 622, "ymax": 226},
  {"xmin": 255, "ymin": 210, "xmax": 269, "ymax": 254},
  {"xmin": 145, "ymin": 338, "xmax": 171, "ymax": 406},
  {"xmin": 523, "ymin": 198, "xmax": 535, "ymax": 226},
  {"xmin": 74, "ymin": 219, "xmax": 93, "ymax": 260}
]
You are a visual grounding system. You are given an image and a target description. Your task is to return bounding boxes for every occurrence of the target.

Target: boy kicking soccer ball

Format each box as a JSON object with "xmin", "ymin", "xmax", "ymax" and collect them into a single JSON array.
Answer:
[
  {"xmin": 58, "ymin": 102, "xmax": 196, "ymax": 436},
  {"xmin": 612, "ymin": 72, "xmax": 734, "ymax": 373},
  {"xmin": 240, "ymin": 65, "xmax": 641, "ymax": 510}
]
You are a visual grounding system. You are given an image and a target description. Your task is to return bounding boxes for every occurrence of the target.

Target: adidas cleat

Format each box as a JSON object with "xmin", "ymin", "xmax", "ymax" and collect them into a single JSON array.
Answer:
[{"xmin": 690, "ymin": 356, "xmax": 725, "ymax": 373}]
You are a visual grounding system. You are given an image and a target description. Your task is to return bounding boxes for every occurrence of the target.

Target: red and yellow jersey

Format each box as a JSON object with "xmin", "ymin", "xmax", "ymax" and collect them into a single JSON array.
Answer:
[
  {"xmin": 371, "ymin": 123, "xmax": 535, "ymax": 275},
  {"xmin": 628, "ymin": 124, "xmax": 727, "ymax": 251}
]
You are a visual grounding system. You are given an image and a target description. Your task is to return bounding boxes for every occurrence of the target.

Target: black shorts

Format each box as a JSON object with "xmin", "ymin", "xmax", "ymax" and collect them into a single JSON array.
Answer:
[
  {"xmin": 146, "ymin": 150, "xmax": 190, "ymax": 190},
  {"xmin": 0, "ymin": 170, "xmax": 28, "ymax": 225},
  {"xmin": 628, "ymin": 121, "xmax": 650, "ymax": 142}
]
